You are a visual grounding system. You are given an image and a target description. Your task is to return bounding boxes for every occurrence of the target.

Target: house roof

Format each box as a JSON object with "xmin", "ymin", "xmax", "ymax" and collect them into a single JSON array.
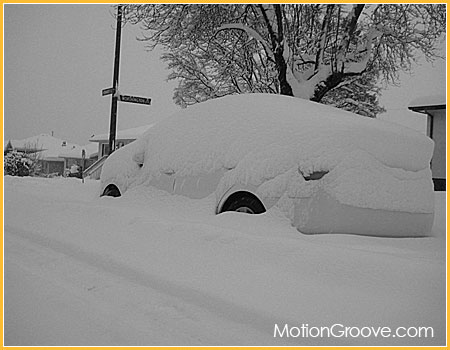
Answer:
[
  {"xmin": 59, "ymin": 143, "xmax": 98, "ymax": 159},
  {"xmin": 5, "ymin": 134, "xmax": 79, "ymax": 160},
  {"xmin": 408, "ymin": 95, "xmax": 446, "ymax": 113},
  {"xmin": 89, "ymin": 124, "xmax": 153, "ymax": 143}
]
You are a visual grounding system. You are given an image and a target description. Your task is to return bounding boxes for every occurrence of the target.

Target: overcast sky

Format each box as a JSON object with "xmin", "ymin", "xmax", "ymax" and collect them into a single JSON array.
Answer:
[{"xmin": 4, "ymin": 4, "xmax": 446, "ymax": 145}]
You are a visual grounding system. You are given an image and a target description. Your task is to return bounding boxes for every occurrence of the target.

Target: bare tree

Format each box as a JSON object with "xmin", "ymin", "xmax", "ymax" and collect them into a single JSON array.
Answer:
[{"xmin": 122, "ymin": 4, "xmax": 445, "ymax": 117}]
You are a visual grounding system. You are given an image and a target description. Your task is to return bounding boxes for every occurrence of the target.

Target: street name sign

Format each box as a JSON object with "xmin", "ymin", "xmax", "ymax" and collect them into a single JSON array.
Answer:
[
  {"xmin": 119, "ymin": 95, "xmax": 152, "ymax": 105},
  {"xmin": 102, "ymin": 87, "xmax": 115, "ymax": 96}
]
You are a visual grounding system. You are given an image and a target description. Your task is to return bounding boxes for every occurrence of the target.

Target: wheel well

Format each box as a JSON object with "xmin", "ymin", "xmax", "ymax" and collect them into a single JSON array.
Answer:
[
  {"xmin": 219, "ymin": 191, "xmax": 265, "ymax": 213},
  {"xmin": 102, "ymin": 184, "xmax": 121, "ymax": 197}
]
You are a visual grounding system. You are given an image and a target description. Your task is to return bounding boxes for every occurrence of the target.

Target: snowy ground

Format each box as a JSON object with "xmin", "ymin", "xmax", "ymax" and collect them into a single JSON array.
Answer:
[{"xmin": 4, "ymin": 176, "xmax": 446, "ymax": 346}]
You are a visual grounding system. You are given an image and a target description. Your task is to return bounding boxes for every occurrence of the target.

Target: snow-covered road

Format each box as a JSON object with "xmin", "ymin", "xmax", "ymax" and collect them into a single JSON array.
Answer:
[{"xmin": 4, "ymin": 176, "xmax": 446, "ymax": 346}]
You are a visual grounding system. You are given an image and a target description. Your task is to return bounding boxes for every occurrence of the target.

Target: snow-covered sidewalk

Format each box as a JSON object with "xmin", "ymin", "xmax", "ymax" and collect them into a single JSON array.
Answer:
[{"xmin": 4, "ymin": 176, "xmax": 446, "ymax": 346}]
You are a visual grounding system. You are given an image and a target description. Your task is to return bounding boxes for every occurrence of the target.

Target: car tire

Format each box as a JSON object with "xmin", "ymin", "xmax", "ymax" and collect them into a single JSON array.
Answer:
[
  {"xmin": 221, "ymin": 193, "xmax": 265, "ymax": 214},
  {"xmin": 102, "ymin": 185, "xmax": 121, "ymax": 197}
]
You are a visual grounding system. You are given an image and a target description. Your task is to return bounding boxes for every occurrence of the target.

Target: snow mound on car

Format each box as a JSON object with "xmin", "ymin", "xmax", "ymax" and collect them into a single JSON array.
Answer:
[
  {"xmin": 100, "ymin": 138, "xmax": 146, "ymax": 194},
  {"xmin": 140, "ymin": 94, "xmax": 433, "ymax": 177},
  {"xmin": 116, "ymin": 93, "xmax": 434, "ymax": 214}
]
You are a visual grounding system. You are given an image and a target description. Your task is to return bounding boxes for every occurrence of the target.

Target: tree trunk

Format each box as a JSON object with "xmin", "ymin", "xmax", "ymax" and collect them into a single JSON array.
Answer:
[
  {"xmin": 311, "ymin": 72, "xmax": 344, "ymax": 102},
  {"xmin": 275, "ymin": 50, "xmax": 294, "ymax": 96},
  {"xmin": 273, "ymin": 5, "xmax": 294, "ymax": 97}
]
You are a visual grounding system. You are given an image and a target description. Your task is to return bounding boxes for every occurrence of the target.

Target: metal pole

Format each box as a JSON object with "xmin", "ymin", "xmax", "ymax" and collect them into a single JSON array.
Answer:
[{"xmin": 108, "ymin": 5, "xmax": 123, "ymax": 155}]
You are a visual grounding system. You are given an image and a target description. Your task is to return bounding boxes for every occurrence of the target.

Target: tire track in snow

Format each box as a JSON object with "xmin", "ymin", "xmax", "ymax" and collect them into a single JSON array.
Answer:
[{"xmin": 6, "ymin": 224, "xmax": 334, "ymax": 346}]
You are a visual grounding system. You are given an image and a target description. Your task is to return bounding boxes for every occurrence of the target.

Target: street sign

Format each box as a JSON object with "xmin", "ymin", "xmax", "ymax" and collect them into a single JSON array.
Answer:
[
  {"xmin": 119, "ymin": 95, "xmax": 152, "ymax": 105},
  {"xmin": 102, "ymin": 87, "xmax": 115, "ymax": 96}
]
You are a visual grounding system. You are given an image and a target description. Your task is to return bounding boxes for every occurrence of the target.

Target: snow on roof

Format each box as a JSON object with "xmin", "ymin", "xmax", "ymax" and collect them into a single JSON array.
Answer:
[
  {"xmin": 409, "ymin": 95, "xmax": 446, "ymax": 109},
  {"xmin": 6, "ymin": 134, "xmax": 79, "ymax": 160},
  {"xmin": 90, "ymin": 124, "xmax": 153, "ymax": 143},
  {"xmin": 59, "ymin": 143, "xmax": 98, "ymax": 159}
]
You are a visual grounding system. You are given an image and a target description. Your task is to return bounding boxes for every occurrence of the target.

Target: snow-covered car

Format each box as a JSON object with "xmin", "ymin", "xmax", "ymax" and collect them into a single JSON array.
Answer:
[{"xmin": 100, "ymin": 94, "xmax": 435, "ymax": 237}]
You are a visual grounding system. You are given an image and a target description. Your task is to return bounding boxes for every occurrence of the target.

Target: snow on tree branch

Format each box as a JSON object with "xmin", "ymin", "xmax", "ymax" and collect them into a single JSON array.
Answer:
[
  {"xmin": 217, "ymin": 23, "xmax": 274, "ymax": 60},
  {"xmin": 344, "ymin": 28, "xmax": 382, "ymax": 74}
]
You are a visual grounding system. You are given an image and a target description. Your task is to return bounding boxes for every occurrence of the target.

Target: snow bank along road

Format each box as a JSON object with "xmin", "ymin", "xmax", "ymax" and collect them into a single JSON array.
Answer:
[{"xmin": 4, "ymin": 176, "xmax": 446, "ymax": 346}]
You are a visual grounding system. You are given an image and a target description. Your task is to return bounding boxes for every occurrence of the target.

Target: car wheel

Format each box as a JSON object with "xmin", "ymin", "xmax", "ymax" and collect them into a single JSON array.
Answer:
[
  {"xmin": 221, "ymin": 192, "xmax": 265, "ymax": 214},
  {"xmin": 102, "ymin": 184, "xmax": 121, "ymax": 197}
]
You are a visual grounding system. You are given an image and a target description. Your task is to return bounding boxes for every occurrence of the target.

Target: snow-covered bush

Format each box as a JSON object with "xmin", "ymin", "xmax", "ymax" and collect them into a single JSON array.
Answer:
[{"xmin": 4, "ymin": 151, "xmax": 40, "ymax": 177}]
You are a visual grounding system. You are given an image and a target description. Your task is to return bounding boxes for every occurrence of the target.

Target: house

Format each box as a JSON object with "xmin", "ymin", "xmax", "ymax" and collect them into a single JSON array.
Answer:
[
  {"xmin": 5, "ymin": 134, "xmax": 77, "ymax": 176},
  {"xmin": 408, "ymin": 95, "xmax": 446, "ymax": 191},
  {"xmin": 59, "ymin": 143, "xmax": 98, "ymax": 174},
  {"xmin": 89, "ymin": 124, "xmax": 153, "ymax": 158},
  {"xmin": 4, "ymin": 134, "xmax": 98, "ymax": 177},
  {"xmin": 84, "ymin": 124, "xmax": 153, "ymax": 179}
]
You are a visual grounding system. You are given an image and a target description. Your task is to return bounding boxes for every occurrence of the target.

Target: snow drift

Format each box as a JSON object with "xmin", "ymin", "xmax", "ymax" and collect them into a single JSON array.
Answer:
[{"xmin": 4, "ymin": 176, "xmax": 446, "ymax": 346}]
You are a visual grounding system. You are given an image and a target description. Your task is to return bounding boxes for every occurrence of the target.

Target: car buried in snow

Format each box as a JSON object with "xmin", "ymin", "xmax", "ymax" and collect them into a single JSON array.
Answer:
[{"xmin": 100, "ymin": 94, "xmax": 435, "ymax": 237}]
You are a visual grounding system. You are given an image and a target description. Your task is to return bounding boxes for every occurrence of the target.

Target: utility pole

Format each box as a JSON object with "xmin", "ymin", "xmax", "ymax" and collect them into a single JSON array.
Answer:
[
  {"xmin": 102, "ymin": 5, "xmax": 151, "ymax": 156},
  {"xmin": 108, "ymin": 4, "xmax": 123, "ymax": 155}
]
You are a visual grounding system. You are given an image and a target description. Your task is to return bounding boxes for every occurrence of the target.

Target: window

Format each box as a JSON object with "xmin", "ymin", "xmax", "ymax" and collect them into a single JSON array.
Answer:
[{"xmin": 101, "ymin": 143, "xmax": 110, "ymax": 157}]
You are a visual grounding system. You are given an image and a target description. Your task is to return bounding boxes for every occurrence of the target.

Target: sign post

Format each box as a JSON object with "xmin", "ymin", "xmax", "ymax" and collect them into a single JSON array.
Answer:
[
  {"xmin": 107, "ymin": 5, "xmax": 123, "ymax": 156},
  {"xmin": 81, "ymin": 149, "xmax": 86, "ymax": 184},
  {"xmin": 103, "ymin": 5, "xmax": 151, "ymax": 155}
]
